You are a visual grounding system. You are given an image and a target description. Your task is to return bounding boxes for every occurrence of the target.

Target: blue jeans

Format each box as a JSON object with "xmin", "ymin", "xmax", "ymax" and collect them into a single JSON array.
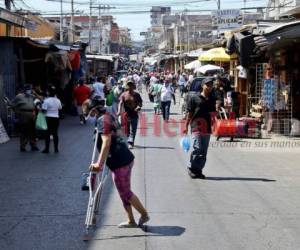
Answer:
[
  {"xmin": 161, "ymin": 101, "xmax": 171, "ymax": 121},
  {"xmin": 188, "ymin": 133, "xmax": 211, "ymax": 175},
  {"xmin": 126, "ymin": 116, "xmax": 138, "ymax": 145}
]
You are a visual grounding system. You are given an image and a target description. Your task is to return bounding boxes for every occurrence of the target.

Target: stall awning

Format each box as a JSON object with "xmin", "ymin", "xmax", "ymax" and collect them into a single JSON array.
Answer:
[
  {"xmin": 184, "ymin": 60, "xmax": 202, "ymax": 70},
  {"xmin": 199, "ymin": 47, "xmax": 237, "ymax": 62},
  {"xmin": 86, "ymin": 55, "xmax": 114, "ymax": 62},
  {"xmin": 194, "ymin": 64, "xmax": 224, "ymax": 74}
]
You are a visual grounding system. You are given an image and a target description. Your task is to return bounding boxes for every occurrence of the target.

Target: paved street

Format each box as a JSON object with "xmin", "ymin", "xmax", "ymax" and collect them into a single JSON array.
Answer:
[{"xmin": 1, "ymin": 96, "xmax": 300, "ymax": 250}]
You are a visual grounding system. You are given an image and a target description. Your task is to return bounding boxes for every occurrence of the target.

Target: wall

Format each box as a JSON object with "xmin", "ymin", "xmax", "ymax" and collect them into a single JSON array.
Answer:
[
  {"xmin": 0, "ymin": 23, "xmax": 24, "ymax": 37},
  {"xmin": 26, "ymin": 15, "xmax": 55, "ymax": 39}
]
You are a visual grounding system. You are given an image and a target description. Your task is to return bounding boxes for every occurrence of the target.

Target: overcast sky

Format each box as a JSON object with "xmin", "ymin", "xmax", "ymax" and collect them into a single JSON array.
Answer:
[{"xmin": 3, "ymin": 0, "xmax": 267, "ymax": 40}]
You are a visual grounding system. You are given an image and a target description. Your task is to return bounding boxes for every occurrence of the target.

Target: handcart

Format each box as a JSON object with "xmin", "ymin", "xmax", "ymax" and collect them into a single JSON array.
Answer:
[
  {"xmin": 214, "ymin": 107, "xmax": 248, "ymax": 141},
  {"xmin": 82, "ymin": 129, "xmax": 109, "ymax": 241}
]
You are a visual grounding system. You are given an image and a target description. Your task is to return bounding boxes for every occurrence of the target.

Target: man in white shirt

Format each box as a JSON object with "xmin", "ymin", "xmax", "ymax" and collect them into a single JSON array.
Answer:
[
  {"xmin": 42, "ymin": 86, "xmax": 62, "ymax": 153},
  {"xmin": 160, "ymin": 79, "xmax": 175, "ymax": 122},
  {"xmin": 178, "ymin": 73, "xmax": 187, "ymax": 97},
  {"xmin": 91, "ymin": 77, "xmax": 106, "ymax": 100}
]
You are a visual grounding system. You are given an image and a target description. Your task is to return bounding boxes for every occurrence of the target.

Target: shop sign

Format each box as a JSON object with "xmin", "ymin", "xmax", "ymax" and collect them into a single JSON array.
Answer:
[
  {"xmin": 0, "ymin": 8, "xmax": 24, "ymax": 27},
  {"xmin": 212, "ymin": 9, "xmax": 242, "ymax": 29},
  {"xmin": 24, "ymin": 20, "xmax": 38, "ymax": 31}
]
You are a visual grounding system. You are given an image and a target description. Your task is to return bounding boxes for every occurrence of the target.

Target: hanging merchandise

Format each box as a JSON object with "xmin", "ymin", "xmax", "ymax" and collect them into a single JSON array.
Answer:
[
  {"xmin": 69, "ymin": 50, "xmax": 81, "ymax": 71},
  {"xmin": 236, "ymin": 65, "xmax": 247, "ymax": 79},
  {"xmin": 262, "ymin": 78, "xmax": 276, "ymax": 111}
]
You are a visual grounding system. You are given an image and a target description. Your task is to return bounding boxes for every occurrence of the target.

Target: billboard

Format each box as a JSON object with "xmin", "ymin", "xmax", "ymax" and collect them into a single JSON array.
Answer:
[{"xmin": 212, "ymin": 9, "xmax": 242, "ymax": 29}]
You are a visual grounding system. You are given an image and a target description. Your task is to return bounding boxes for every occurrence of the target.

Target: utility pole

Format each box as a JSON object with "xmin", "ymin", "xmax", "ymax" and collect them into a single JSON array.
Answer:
[
  {"xmin": 187, "ymin": 15, "xmax": 190, "ymax": 53},
  {"xmin": 5, "ymin": 0, "xmax": 11, "ymax": 36},
  {"xmin": 217, "ymin": 0, "xmax": 221, "ymax": 37},
  {"xmin": 91, "ymin": 5, "xmax": 116, "ymax": 54},
  {"xmin": 98, "ymin": 5, "xmax": 102, "ymax": 54},
  {"xmin": 60, "ymin": 0, "xmax": 63, "ymax": 42},
  {"xmin": 70, "ymin": 0, "xmax": 75, "ymax": 42},
  {"xmin": 89, "ymin": 0, "xmax": 92, "ymax": 52},
  {"xmin": 275, "ymin": 0, "xmax": 280, "ymax": 20}
]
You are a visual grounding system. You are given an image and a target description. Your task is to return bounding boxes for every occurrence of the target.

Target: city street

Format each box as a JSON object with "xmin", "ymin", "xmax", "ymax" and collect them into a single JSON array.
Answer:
[{"xmin": 1, "ymin": 96, "xmax": 300, "ymax": 250}]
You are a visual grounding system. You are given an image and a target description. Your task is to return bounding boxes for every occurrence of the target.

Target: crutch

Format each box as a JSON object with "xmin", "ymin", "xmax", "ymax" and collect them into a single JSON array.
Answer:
[{"xmin": 83, "ymin": 129, "xmax": 109, "ymax": 241}]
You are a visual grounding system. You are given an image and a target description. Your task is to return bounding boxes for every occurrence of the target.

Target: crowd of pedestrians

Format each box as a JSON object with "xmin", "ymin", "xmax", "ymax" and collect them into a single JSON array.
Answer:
[{"xmin": 8, "ymin": 65, "xmax": 237, "ymax": 228}]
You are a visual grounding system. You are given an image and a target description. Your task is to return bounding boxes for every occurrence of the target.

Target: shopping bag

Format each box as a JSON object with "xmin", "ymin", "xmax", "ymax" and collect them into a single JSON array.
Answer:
[
  {"xmin": 35, "ymin": 112, "xmax": 48, "ymax": 130},
  {"xmin": 106, "ymin": 91, "xmax": 114, "ymax": 106},
  {"xmin": 180, "ymin": 135, "xmax": 191, "ymax": 152}
]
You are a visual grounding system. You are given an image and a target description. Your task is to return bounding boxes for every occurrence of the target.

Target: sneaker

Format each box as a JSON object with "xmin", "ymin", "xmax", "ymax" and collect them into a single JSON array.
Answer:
[
  {"xmin": 118, "ymin": 221, "xmax": 138, "ymax": 228},
  {"xmin": 42, "ymin": 149, "xmax": 49, "ymax": 154},
  {"xmin": 138, "ymin": 215, "xmax": 150, "ymax": 227},
  {"xmin": 187, "ymin": 168, "xmax": 197, "ymax": 179},
  {"xmin": 20, "ymin": 147, "xmax": 26, "ymax": 152}
]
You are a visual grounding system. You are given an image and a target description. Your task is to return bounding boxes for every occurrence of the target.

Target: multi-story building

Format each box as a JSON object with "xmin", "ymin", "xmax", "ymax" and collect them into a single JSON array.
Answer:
[
  {"xmin": 159, "ymin": 14, "xmax": 213, "ymax": 54},
  {"xmin": 110, "ymin": 22, "xmax": 120, "ymax": 54},
  {"xmin": 119, "ymin": 27, "xmax": 132, "ymax": 56},
  {"xmin": 99, "ymin": 15, "xmax": 113, "ymax": 54},
  {"xmin": 266, "ymin": 0, "xmax": 300, "ymax": 19},
  {"xmin": 151, "ymin": 6, "xmax": 171, "ymax": 33}
]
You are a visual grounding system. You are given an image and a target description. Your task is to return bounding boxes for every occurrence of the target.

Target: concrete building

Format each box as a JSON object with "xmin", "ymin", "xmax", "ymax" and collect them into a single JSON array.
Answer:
[
  {"xmin": 266, "ymin": 0, "xmax": 300, "ymax": 19},
  {"xmin": 110, "ymin": 22, "xmax": 120, "ymax": 54},
  {"xmin": 158, "ymin": 14, "xmax": 213, "ymax": 54}
]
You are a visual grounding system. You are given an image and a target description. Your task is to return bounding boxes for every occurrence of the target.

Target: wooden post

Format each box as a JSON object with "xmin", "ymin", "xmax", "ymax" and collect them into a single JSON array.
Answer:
[{"xmin": 18, "ymin": 47, "xmax": 25, "ymax": 84}]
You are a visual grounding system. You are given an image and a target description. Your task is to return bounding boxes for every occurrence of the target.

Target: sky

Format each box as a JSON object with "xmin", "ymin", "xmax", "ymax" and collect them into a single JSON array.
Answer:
[{"xmin": 4, "ymin": 0, "xmax": 268, "ymax": 40}]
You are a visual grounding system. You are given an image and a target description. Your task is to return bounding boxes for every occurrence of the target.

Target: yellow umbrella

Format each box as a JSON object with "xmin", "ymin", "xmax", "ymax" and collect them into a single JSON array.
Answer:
[{"xmin": 199, "ymin": 47, "xmax": 237, "ymax": 62}]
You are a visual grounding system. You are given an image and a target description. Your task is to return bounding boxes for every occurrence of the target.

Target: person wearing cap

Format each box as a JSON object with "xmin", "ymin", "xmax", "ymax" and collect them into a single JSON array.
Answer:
[
  {"xmin": 11, "ymin": 85, "xmax": 39, "ymax": 152},
  {"xmin": 149, "ymin": 77, "xmax": 163, "ymax": 115},
  {"xmin": 41, "ymin": 86, "xmax": 62, "ymax": 153},
  {"xmin": 184, "ymin": 77, "xmax": 216, "ymax": 179},
  {"xmin": 89, "ymin": 106, "xmax": 150, "ymax": 228},
  {"xmin": 117, "ymin": 80, "xmax": 143, "ymax": 149}
]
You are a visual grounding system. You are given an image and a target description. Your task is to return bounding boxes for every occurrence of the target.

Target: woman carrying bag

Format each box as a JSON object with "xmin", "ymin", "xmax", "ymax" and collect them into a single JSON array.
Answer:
[{"xmin": 41, "ymin": 86, "xmax": 62, "ymax": 153}]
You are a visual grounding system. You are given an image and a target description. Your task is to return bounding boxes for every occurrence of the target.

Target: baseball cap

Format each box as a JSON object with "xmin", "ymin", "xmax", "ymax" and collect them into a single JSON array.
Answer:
[{"xmin": 201, "ymin": 78, "xmax": 214, "ymax": 86}]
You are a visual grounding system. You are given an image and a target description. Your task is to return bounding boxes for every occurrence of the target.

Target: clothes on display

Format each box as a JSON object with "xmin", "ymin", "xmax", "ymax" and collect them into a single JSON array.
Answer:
[
  {"xmin": 45, "ymin": 50, "xmax": 72, "ymax": 88},
  {"xmin": 262, "ymin": 78, "xmax": 289, "ymax": 111}
]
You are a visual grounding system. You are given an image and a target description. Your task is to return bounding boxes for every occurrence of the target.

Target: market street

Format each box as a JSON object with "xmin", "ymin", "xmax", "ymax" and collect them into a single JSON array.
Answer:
[{"xmin": 1, "ymin": 96, "xmax": 300, "ymax": 250}]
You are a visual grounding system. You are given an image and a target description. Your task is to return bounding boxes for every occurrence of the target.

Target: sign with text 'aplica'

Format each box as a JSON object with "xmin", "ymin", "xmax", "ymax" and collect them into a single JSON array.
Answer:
[{"xmin": 212, "ymin": 9, "xmax": 243, "ymax": 29}]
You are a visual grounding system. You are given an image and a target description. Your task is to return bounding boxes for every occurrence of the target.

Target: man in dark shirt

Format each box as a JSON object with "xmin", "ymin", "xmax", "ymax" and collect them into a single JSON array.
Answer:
[
  {"xmin": 184, "ymin": 78, "xmax": 216, "ymax": 179},
  {"xmin": 211, "ymin": 76, "xmax": 225, "ymax": 111},
  {"xmin": 117, "ymin": 81, "xmax": 143, "ymax": 148}
]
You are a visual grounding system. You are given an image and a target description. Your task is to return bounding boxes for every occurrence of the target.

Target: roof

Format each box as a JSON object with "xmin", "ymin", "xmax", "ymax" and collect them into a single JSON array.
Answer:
[
  {"xmin": 0, "ymin": 7, "xmax": 26, "ymax": 27},
  {"xmin": 256, "ymin": 20, "xmax": 300, "ymax": 35},
  {"xmin": 86, "ymin": 55, "xmax": 114, "ymax": 62},
  {"xmin": 0, "ymin": 36, "xmax": 49, "ymax": 49}
]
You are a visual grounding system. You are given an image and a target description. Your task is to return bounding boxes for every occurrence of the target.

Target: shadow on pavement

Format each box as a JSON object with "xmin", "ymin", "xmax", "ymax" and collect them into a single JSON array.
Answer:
[
  {"xmin": 143, "ymin": 225, "xmax": 186, "ymax": 236},
  {"xmin": 205, "ymin": 177, "xmax": 276, "ymax": 182},
  {"xmin": 92, "ymin": 225, "xmax": 185, "ymax": 241}
]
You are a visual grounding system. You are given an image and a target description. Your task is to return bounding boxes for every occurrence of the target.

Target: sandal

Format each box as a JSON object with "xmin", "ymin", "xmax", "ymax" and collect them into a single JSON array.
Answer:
[{"xmin": 118, "ymin": 221, "xmax": 138, "ymax": 228}]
